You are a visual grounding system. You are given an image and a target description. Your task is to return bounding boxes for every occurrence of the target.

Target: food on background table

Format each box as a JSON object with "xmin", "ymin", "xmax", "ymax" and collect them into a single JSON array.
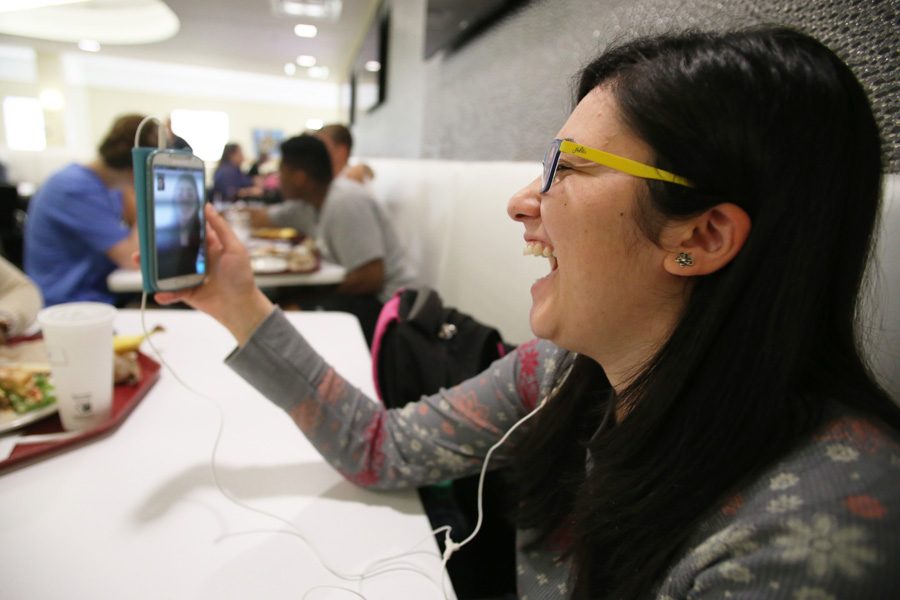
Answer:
[
  {"xmin": 251, "ymin": 227, "xmax": 299, "ymax": 240},
  {"xmin": 248, "ymin": 235, "xmax": 318, "ymax": 273},
  {"xmin": 286, "ymin": 244, "xmax": 316, "ymax": 272}
]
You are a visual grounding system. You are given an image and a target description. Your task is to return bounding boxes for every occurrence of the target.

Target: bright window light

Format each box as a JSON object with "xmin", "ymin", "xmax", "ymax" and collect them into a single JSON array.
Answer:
[
  {"xmin": 170, "ymin": 109, "xmax": 228, "ymax": 163},
  {"xmin": 3, "ymin": 96, "xmax": 46, "ymax": 151},
  {"xmin": 305, "ymin": 118, "xmax": 323, "ymax": 130},
  {"xmin": 293, "ymin": 23, "xmax": 317, "ymax": 38},
  {"xmin": 39, "ymin": 88, "xmax": 65, "ymax": 110}
]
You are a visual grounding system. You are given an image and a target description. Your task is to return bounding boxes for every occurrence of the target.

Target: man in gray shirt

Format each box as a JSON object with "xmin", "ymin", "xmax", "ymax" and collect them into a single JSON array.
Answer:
[{"xmin": 250, "ymin": 134, "xmax": 416, "ymax": 343}]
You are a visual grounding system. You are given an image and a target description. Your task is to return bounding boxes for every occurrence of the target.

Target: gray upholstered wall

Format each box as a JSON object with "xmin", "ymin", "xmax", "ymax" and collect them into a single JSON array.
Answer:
[{"xmin": 351, "ymin": 0, "xmax": 898, "ymax": 171}]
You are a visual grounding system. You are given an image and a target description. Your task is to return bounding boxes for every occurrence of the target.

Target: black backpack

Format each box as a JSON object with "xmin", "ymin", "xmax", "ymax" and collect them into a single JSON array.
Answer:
[
  {"xmin": 372, "ymin": 286, "xmax": 514, "ymax": 408},
  {"xmin": 370, "ymin": 286, "xmax": 518, "ymax": 598}
]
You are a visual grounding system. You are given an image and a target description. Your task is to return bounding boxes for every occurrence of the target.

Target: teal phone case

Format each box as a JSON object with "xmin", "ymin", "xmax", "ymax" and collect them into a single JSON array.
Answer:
[{"xmin": 132, "ymin": 147, "xmax": 158, "ymax": 293}]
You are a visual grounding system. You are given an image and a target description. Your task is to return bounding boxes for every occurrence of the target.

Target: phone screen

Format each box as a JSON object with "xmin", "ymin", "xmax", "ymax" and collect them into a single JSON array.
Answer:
[{"xmin": 150, "ymin": 163, "xmax": 206, "ymax": 282}]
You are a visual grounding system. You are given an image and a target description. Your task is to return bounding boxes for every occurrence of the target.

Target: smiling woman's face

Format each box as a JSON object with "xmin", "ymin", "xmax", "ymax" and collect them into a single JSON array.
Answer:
[
  {"xmin": 508, "ymin": 87, "xmax": 688, "ymax": 376},
  {"xmin": 176, "ymin": 178, "xmax": 199, "ymax": 219}
]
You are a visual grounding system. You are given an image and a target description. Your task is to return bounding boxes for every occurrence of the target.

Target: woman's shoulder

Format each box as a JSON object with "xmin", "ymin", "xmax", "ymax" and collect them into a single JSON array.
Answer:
[
  {"xmin": 509, "ymin": 339, "xmax": 574, "ymax": 410},
  {"xmin": 663, "ymin": 408, "xmax": 900, "ymax": 598},
  {"xmin": 724, "ymin": 407, "xmax": 899, "ymax": 529}
]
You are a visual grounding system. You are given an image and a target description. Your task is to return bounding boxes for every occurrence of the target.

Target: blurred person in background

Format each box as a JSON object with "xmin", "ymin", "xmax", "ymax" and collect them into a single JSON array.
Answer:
[
  {"xmin": 248, "ymin": 134, "xmax": 416, "ymax": 343},
  {"xmin": 212, "ymin": 143, "xmax": 261, "ymax": 203},
  {"xmin": 314, "ymin": 124, "xmax": 375, "ymax": 186},
  {"xmin": 24, "ymin": 114, "xmax": 156, "ymax": 306},
  {"xmin": 0, "ymin": 255, "xmax": 42, "ymax": 343}
]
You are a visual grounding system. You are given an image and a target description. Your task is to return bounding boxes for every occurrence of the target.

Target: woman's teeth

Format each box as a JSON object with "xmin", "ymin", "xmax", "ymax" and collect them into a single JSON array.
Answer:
[{"xmin": 523, "ymin": 241, "xmax": 556, "ymax": 258}]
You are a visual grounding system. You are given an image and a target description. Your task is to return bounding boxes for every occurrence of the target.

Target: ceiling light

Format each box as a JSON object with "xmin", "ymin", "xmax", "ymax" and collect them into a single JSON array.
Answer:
[
  {"xmin": 0, "ymin": 1, "xmax": 179, "ymax": 45},
  {"xmin": 78, "ymin": 39, "xmax": 100, "ymax": 52},
  {"xmin": 283, "ymin": 62, "xmax": 296, "ymax": 76},
  {"xmin": 293, "ymin": 23, "xmax": 317, "ymax": 38},
  {"xmin": 295, "ymin": 54, "xmax": 316, "ymax": 67},
  {"xmin": 305, "ymin": 118, "xmax": 323, "ymax": 130},
  {"xmin": 0, "ymin": 0, "xmax": 88, "ymax": 13},
  {"xmin": 364, "ymin": 60, "xmax": 381, "ymax": 73},
  {"xmin": 307, "ymin": 66, "xmax": 329, "ymax": 79},
  {"xmin": 272, "ymin": 0, "xmax": 341, "ymax": 21}
]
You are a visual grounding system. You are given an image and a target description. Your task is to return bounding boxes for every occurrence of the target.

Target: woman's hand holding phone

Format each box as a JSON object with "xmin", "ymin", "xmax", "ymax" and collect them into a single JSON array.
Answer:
[{"xmin": 154, "ymin": 204, "xmax": 274, "ymax": 346}]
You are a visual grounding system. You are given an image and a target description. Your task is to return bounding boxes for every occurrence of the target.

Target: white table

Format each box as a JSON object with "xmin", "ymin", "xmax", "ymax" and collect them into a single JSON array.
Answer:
[
  {"xmin": 0, "ymin": 309, "xmax": 453, "ymax": 600},
  {"xmin": 106, "ymin": 262, "xmax": 346, "ymax": 293}
]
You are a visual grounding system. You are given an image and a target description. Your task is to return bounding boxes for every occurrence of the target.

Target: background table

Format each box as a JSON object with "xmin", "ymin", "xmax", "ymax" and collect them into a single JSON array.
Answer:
[
  {"xmin": 0, "ymin": 309, "xmax": 453, "ymax": 600},
  {"xmin": 106, "ymin": 261, "xmax": 346, "ymax": 293}
]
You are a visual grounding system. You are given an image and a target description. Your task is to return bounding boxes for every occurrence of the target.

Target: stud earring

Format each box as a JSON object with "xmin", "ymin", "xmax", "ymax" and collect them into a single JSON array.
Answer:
[{"xmin": 675, "ymin": 252, "xmax": 694, "ymax": 268}]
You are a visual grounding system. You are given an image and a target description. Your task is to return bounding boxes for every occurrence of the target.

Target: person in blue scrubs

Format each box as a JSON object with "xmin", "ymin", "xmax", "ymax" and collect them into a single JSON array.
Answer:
[{"xmin": 25, "ymin": 114, "xmax": 157, "ymax": 306}]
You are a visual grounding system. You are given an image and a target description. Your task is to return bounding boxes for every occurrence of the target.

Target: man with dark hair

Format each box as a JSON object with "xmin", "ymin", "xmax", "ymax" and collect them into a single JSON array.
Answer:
[
  {"xmin": 25, "ymin": 114, "xmax": 155, "ymax": 305},
  {"xmin": 250, "ymin": 134, "xmax": 416, "ymax": 343}
]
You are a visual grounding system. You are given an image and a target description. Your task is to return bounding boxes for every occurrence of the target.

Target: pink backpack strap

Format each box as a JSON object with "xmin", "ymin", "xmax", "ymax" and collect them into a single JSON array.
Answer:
[{"xmin": 371, "ymin": 289, "xmax": 405, "ymax": 403}]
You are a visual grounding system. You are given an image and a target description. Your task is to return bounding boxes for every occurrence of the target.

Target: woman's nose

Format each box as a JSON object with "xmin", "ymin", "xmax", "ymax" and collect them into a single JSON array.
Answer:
[{"xmin": 507, "ymin": 177, "xmax": 542, "ymax": 223}]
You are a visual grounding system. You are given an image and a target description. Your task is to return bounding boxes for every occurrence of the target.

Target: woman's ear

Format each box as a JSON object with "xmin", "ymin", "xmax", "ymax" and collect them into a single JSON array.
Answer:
[{"xmin": 662, "ymin": 203, "xmax": 751, "ymax": 276}]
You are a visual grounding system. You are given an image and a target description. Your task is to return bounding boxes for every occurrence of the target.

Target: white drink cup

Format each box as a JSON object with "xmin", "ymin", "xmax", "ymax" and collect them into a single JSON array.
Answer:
[{"xmin": 38, "ymin": 302, "xmax": 117, "ymax": 432}]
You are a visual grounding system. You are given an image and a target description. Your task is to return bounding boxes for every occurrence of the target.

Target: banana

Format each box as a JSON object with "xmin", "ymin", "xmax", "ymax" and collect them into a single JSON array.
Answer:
[{"xmin": 114, "ymin": 325, "xmax": 164, "ymax": 354}]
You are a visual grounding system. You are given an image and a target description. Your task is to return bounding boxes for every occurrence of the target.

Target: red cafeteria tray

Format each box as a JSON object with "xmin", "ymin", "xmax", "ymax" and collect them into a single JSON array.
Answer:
[{"xmin": 0, "ymin": 352, "xmax": 160, "ymax": 474}]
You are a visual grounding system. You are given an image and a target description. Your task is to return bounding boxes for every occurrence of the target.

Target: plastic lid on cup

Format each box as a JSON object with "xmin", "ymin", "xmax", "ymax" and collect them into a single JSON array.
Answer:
[{"xmin": 38, "ymin": 302, "xmax": 117, "ymax": 328}]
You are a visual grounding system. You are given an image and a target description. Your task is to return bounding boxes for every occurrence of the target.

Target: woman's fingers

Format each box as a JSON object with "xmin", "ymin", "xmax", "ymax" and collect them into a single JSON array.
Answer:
[
  {"xmin": 205, "ymin": 204, "xmax": 242, "ymax": 252},
  {"xmin": 154, "ymin": 290, "xmax": 191, "ymax": 305}
]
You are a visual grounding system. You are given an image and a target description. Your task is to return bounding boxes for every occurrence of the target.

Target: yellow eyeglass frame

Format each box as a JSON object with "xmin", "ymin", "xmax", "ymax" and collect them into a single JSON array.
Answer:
[{"xmin": 541, "ymin": 138, "xmax": 693, "ymax": 192}]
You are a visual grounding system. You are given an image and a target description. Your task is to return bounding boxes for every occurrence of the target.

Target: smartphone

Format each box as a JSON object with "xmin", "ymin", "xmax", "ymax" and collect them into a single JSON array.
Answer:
[{"xmin": 134, "ymin": 148, "xmax": 207, "ymax": 292}]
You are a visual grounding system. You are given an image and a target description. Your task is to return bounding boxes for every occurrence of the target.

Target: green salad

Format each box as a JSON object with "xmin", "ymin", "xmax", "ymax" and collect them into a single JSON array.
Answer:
[{"xmin": 0, "ymin": 368, "xmax": 58, "ymax": 415}]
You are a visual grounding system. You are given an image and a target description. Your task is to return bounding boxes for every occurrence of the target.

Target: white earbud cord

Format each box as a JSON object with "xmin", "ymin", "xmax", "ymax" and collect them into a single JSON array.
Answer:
[{"xmin": 437, "ymin": 396, "xmax": 548, "ymax": 599}]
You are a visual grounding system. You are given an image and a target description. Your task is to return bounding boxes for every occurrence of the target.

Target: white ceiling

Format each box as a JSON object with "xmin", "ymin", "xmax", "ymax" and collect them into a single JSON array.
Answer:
[{"xmin": 0, "ymin": 0, "xmax": 382, "ymax": 81}]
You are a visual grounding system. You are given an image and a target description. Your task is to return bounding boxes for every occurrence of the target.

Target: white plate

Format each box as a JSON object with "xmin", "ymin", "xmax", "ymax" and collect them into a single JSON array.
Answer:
[
  {"xmin": 0, "ymin": 402, "xmax": 58, "ymax": 434},
  {"xmin": 251, "ymin": 256, "xmax": 288, "ymax": 274}
]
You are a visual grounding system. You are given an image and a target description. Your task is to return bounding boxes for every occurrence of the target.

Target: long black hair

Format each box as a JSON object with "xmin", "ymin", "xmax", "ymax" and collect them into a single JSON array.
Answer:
[{"xmin": 511, "ymin": 26, "xmax": 899, "ymax": 599}]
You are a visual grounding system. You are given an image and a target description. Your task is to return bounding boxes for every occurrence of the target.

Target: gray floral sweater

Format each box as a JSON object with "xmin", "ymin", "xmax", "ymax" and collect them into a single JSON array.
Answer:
[{"xmin": 227, "ymin": 309, "xmax": 900, "ymax": 599}]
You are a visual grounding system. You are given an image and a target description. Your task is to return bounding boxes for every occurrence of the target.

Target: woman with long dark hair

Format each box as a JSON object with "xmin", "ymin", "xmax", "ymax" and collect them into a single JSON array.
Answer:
[{"xmin": 154, "ymin": 27, "xmax": 899, "ymax": 599}]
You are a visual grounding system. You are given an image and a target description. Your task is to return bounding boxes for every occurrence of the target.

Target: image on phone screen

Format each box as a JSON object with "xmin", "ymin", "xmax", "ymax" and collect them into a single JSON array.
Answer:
[{"xmin": 150, "ymin": 163, "xmax": 206, "ymax": 283}]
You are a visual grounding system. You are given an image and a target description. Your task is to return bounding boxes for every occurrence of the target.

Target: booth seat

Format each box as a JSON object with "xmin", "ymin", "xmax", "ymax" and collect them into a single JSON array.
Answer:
[
  {"xmin": 365, "ymin": 158, "xmax": 547, "ymax": 345},
  {"xmin": 366, "ymin": 159, "xmax": 900, "ymax": 402},
  {"xmin": 867, "ymin": 174, "xmax": 900, "ymax": 401}
]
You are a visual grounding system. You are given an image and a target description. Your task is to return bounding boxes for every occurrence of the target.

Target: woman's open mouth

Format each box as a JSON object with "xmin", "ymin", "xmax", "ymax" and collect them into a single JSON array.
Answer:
[{"xmin": 524, "ymin": 240, "xmax": 558, "ymax": 272}]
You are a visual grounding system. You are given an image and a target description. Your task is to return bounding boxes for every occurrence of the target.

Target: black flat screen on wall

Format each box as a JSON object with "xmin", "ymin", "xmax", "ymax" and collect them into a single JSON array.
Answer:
[
  {"xmin": 349, "ymin": 7, "xmax": 390, "ymax": 124},
  {"xmin": 424, "ymin": 0, "xmax": 528, "ymax": 59}
]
